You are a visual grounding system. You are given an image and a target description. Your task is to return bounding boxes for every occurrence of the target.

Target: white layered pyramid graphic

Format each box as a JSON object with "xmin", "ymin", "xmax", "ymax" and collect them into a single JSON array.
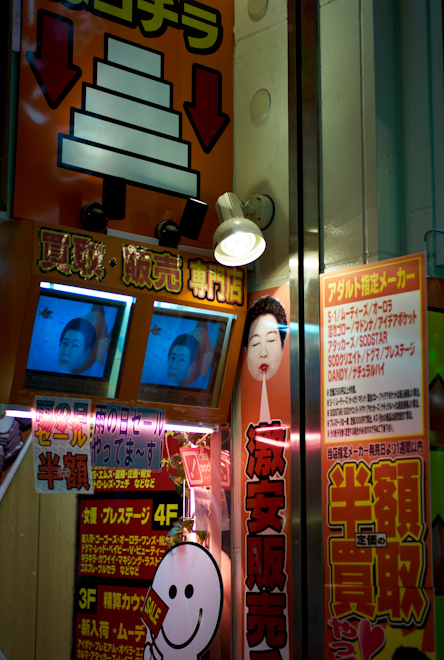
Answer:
[{"xmin": 59, "ymin": 35, "xmax": 199, "ymax": 198}]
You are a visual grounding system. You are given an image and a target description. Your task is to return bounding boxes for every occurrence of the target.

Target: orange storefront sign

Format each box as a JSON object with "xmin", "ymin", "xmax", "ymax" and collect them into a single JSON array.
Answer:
[{"xmin": 14, "ymin": 0, "xmax": 233, "ymax": 249}]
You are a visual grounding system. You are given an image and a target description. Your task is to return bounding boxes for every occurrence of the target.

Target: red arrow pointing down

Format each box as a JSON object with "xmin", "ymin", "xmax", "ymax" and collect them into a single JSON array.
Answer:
[
  {"xmin": 26, "ymin": 10, "xmax": 82, "ymax": 110},
  {"xmin": 184, "ymin": 65, "xmax": 230, "ymax": 154}
]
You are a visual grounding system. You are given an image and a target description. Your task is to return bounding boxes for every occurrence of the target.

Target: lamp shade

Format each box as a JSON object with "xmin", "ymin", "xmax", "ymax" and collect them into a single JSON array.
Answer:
[{"xmin": 213, "ymin": 192, "xmax": 266, "ymax": 266}]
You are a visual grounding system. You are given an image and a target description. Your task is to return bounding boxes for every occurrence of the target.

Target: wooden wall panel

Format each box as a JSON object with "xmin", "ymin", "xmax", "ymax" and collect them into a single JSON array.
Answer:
[
  {"xmin": 35, "ymin": 493, "xmax": 77, "ymax": 660},
  {"xmin": 0, "ymin": 442, "xmax": 77, "ymax": 660},
  {"xmin": 0, "ymin": 446, "xmax": 39, "ymax": 660}
]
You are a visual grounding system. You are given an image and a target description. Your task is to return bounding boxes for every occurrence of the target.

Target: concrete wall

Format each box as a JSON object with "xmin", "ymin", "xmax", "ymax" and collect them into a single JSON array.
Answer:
[
  {"xmin": 319, "ymin": 0, "xmax": 379, "ymax": 271},
  {"xmin": 319, "ymin": 0, "xmax": 444, "ymax": 274},
  {"xmin": 233, "ymin": 0, "xmax": 289, "ymax": 292}
]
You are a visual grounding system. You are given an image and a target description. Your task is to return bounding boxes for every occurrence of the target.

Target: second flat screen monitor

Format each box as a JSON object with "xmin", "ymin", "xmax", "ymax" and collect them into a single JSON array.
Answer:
[{"xmin": 138, "ymin": 301, "xmax": 236, "ymax": 408}]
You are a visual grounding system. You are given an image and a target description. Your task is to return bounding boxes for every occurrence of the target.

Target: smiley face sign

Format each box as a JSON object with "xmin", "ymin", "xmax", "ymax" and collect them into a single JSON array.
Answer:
[{"xmin": 142, "ymin": 542, "xmax": 223, "ymax": 660}]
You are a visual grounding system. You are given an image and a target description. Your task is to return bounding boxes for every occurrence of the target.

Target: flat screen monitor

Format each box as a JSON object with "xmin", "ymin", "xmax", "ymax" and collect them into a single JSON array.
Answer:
[
  {"xmin": 24, "ymin": 282, "xmax": 134, "ymax": 398},
  {"xmin": 138, "ymin": 301, "xmax": 236, "ymax": 408}
]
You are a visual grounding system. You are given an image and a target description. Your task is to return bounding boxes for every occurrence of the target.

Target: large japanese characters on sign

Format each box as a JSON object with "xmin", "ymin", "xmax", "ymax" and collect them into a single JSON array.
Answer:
[
  {"xmin": 3, "ymin": 221, "xmax": 246, "ymax": 425},
  {"xmin": 32, "ymin": 395, "xmax": 93, "ymax": 493},
  {"xmin": 320, "ymin": 254, "xmax": 435, "ymax": 659},
  {"xmin": 240, "ymin": 286, "xmax": 292, "ymax": 660},
  {"xmin": 15, "ymin": 0, "xmax": 233, "ymax": 247},
  {"xmin": 35, "ymin": 224, "xmax": 245, "ymax": 305}
]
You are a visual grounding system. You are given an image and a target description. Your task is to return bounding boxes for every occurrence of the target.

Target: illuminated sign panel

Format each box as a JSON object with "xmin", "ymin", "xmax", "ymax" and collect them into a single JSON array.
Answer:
[{"xmin": 320, "ymin": 254, "xmax": 435, "ymax": 658}]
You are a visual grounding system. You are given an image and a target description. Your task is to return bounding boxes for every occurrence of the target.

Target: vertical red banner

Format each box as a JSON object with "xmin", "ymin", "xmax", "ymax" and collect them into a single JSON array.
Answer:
[
  {"xmin": 320, "ymin": 254, "xmax": 435, "ymax": 659},
  {"xmin": 240, "ymin": 285, "xmax": 293, "ymax": 659}
]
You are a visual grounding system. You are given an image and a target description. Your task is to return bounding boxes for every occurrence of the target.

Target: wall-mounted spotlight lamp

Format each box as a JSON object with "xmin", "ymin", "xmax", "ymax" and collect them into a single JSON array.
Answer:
[
  {"xmin": 156, "ymin": 197, "xmax": 208, "ymax": 249},
  {"xmin": 213, "ymin": 192, "xmax": 275, "ymax": 266}
]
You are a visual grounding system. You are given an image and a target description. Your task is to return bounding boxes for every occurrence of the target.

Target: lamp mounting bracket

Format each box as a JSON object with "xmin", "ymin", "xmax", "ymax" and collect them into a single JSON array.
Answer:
[{"xmin": 241, "ymin": 193, "xmax": 275, "ymax": 231}]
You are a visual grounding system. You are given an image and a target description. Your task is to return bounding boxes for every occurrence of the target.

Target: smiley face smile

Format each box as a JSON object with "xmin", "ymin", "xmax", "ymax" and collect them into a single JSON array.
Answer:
[{"xmin": 161, "ymin": 608, "xmax": 203, "ymax": 649}]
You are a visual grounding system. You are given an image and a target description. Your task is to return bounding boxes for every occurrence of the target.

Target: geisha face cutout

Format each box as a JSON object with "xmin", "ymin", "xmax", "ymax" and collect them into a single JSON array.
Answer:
[{"xmin": 143, "ymin": 543, "xmax": 223, "ymax": 660}]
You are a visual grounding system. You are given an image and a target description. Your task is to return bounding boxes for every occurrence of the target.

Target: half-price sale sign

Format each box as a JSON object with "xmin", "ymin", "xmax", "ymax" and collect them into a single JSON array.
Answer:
[{"xmin": 320, "ymin": 253, "xmax": 435, "ymax": 659}]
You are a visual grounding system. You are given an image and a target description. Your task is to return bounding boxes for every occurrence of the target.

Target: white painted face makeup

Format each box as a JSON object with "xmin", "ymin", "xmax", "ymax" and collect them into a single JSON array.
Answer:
[{"xmin": 247, "ymin": 313, "xmax": 284, "ymax": 382}]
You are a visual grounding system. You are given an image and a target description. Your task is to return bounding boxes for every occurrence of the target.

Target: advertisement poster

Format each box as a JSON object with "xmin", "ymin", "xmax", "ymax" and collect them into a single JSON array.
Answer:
[
  {"xmin": 14, "ymin": 0, "xmax": 233, "ymax": 247},
  {"xmin": 180, "ymin": 444, "xmax": 231, "ymax": 489},
  {"xmin": 74, "ymin": 431, "xmax": 183, "ymax": 660},
  {"xmin": 92, "ymin": 403, "xmax": 165, "ymax": 471},
  {"xmin": 320, "ymin": 254, "xmax": 435, "ymax": 658},
  {"xmin": 32, "ymin": 395, "xmax": 94, "ymax": 493},
  {"xmin": 240, "ymin": 285, "xmax": 293, "ymax": 660}
]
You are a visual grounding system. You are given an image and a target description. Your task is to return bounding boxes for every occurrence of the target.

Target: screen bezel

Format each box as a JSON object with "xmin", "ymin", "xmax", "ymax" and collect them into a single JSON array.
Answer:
[
  {"xmin": 24, "ymin": 284, "xmax": 134, "ymax": 398},
  {"xmin": 138, "ymin": 301, "xmax": 236, "ymax": 409}
]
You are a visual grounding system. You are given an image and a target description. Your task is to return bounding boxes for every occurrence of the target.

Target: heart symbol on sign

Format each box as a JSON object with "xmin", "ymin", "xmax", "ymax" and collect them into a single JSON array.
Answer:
[{"xmin": 357, "ymin": 619, "xmax": 385, "ymax": 660}]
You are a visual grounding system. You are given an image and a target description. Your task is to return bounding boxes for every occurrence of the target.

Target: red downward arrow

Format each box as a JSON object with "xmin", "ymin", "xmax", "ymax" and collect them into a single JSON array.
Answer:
[
  {"xmin": 184, "ymin": 65, "xmax": 230, "ymax": 154},
  {"xmin": 26, "ymin": 10, "xmax": 82, "ymax": 110}
]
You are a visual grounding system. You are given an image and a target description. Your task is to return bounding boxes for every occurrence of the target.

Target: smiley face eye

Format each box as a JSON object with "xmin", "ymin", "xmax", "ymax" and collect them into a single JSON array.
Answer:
[
  {"xmin": 184, "ymin": 584, "xmax": 194, "ymax": 599},
  {"xmin": 169, "ymin": 585, "xmax": 177, "ymax": 599}
]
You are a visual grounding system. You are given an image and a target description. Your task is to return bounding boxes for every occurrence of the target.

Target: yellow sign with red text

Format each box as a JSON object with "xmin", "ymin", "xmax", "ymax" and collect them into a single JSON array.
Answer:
[{"xmin": 320, "ymin": 254, "xmax": 435, "ymax": 659}]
